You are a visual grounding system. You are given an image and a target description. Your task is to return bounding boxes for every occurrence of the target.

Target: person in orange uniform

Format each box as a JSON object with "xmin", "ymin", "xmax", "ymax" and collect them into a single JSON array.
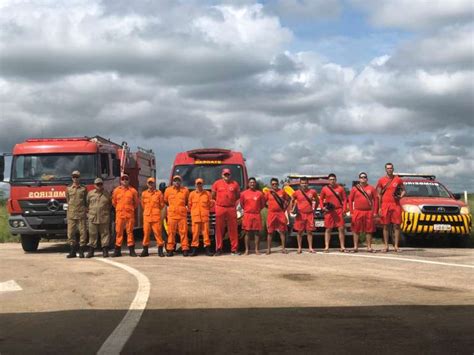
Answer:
[
  {"xmin": 164, "ymin": 175, "xmax": 190, "ymax": 257},
  {"xmin": 112, "ymin": 174, "xmax": 139, "ymax": 257},
  {"xmin": 319, "ymin": 173, "xmax": 347, "ymax": 253},
  {"xmin": 348, "ymin": 172, "xmax": 378, "ymax": 252},
  {"xmin": 141, "ymin": 177, "xmax": 165, "ymax": 257},
  {"xmin": 240, "ymin": 177, "xmax": 266, "ymax": 255},
  {"xmin": 188, "ymin": 178, "xmax": 214, "ymax": 257},
  {"xmin": 265, "ymin": 178, "xmax": 290, "ymax": 254},
  {"xmin": 212, "ymin": 168, "xmax": 241, "ymax": 256},
  {"xmin": 376, "ymin": 162, "xmax": 406, "ymax": 252},
  {"xmin": 290, "ymin": 176, "xmax": 319, "ymax": 254}
]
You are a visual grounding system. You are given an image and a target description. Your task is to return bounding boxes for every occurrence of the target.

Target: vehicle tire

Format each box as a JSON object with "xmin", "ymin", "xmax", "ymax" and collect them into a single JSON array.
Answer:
[
  {"xmin": 109, "ymin": 221, "xmax": 116, "ymax": 248},
  {"xmin": 21, "ymin": 235, "xmax": 40, "ymax": 252},
  {"xmin": 398, "ymin": 232, "xmax": 408, "ymax": 247},
  {"xmin": 450, "ymin": 235, "xmax": 470, "ymax": 248},
  {"xmin": 344, "ymin": 234, "xmax": 354, "ymax": 248}
]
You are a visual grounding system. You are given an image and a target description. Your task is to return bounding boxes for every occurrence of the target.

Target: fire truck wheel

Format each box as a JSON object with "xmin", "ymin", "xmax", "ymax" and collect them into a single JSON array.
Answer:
[
  {"xmin": 20, "ymin": 235, "xmax": 40, "ymax": 252},
  {"xmin": 398, "ymin": 232, "xmax": 408, "ymax": 247},
  {"xmin": 449, "ymin": 235, "xmax": 470, "ymax": 248}
]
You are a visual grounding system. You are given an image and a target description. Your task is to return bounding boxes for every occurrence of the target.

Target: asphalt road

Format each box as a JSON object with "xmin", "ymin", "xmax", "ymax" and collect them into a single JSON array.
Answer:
[{"xmin": 1, "ymin": 242, "xmax": 473, "ymax": 354}]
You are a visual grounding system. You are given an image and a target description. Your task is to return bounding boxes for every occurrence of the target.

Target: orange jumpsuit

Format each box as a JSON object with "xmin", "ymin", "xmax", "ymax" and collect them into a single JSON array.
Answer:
[
  {"xmin": 112, "ymin": 186, "xmax": 139, "ymax": 247},
  {"xmin": 141, "ymin": 189, "xmax": 165, "ymax": 247},
  {"xmin": 188, "ymin": 190, "xmax": 213, "ymax": 247},
  {"xmin": 164, "ymin": 186, "xmax": 190, "ymax": 251}
]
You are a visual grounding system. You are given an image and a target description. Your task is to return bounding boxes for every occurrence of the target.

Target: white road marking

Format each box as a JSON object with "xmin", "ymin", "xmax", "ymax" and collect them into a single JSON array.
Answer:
[
  {"xmin": 0, "ymin": 280, "xmax": 22, "ymax": 293},
  {"xmin": 318, "ymin": 251, "xmax": 474, "ymax": 269},
  {"xmin": 96, "ymin": 258, "xmax": 150, "ymax": 355}
]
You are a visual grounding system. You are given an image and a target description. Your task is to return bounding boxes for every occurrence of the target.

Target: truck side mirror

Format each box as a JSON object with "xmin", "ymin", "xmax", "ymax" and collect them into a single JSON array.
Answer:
[
  {"xmin": 112, "ymin": 159, "xmax": 121, "ymax": 177},
  {"xmin": 453, "ymin": 193, "xmax": 461, "ymax": 200},
  {"xmin": 0, "ymin": 155, "xmax": 4, "ymax": 182}
]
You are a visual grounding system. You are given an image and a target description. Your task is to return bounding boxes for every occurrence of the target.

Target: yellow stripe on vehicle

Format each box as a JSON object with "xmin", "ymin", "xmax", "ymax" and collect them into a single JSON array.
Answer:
[{"xmin": 412, "ymin": 213, "xmax": 419, "ymax": 233}]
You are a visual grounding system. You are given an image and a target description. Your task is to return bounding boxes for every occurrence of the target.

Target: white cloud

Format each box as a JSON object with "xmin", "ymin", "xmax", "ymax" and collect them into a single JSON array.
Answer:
[
  {"xmin": 267, "ymin": 0, "xmax": 341, "ymax": 21},
  {"xmin": 352, "ymin": 0, "xmax": 473, "ymax": 30},
  {"xmin": 0, "ymin": 0, "xmax": 472, "ymax": 190}
]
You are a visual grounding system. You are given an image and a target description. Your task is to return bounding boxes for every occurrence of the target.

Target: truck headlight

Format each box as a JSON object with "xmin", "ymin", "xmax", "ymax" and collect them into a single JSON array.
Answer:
[
  {"xmin": 403, "ymin": 204, "xmax": 421, "ymax": 213},
  {"xmin": 460, "ymin": 206, "xmax": 470, "ymax": 215},
  {"xmin": 11, "ymin": 220, "xmax": 19, "ymax": 228}
]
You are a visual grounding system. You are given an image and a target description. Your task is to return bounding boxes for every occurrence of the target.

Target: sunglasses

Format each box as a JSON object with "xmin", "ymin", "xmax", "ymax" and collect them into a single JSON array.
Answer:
[
  {"xmin": 95, "ymin": 183, "xmax": 103, "ymax": 186},
  {"xmin": 271, "ymin": 183, "xmax": 278, "ymax": 185},
  {"xmin": 121, "ymin": 178, "xmax": 129, "ymax": 181},
  {"xmin": 359, "ymin": 176, "xmax": 367, "ymax": 179},
  {"xmin": 223, "ymin": 173, "xmax": 230, "ymax": 176},
  {"xmin": 72, "ymin": 176, "xmax": 79, "ymax": 178}
]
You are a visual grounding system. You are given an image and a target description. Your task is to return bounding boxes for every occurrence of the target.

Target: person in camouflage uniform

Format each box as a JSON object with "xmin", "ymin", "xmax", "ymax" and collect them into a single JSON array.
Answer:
[
  {"xmin": 86, "ymin": 178, "xmax": 112, "ymax": 258},
  {"xmin": 66, "ymin": 170, "xmax": 88, "ymax": 258}
]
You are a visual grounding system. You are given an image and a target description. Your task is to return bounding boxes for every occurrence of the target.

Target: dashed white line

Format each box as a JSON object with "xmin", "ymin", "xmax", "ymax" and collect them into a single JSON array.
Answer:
[
  {"xmin": 96, "ymin": 258, "xmax": 150, "ymax": 355},
  {"xmin": 0, "ymin": 280, "xmax": 22, "ymax": 293},
  {"xmin": 318, "ymin": 251, "xmax": 474, "ymax": 269}
]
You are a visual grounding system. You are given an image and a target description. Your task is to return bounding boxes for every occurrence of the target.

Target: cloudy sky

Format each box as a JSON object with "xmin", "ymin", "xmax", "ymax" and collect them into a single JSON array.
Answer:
[{"xmin": 0, "ymin": 0, "xmax": 473, "ymax": 191}]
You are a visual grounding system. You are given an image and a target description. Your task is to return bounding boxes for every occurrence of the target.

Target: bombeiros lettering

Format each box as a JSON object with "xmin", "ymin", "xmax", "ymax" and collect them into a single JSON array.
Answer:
[{"xmin": 28, "ymin": 191, "xmax": 66, "ymax": 199}]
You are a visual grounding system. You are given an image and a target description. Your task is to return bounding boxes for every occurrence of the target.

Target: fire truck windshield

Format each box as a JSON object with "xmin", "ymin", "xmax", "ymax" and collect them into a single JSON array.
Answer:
[
  {"xmin": 404, "ymin": 182, "xmax": 451, "ymax": 198},
  {"xmin": 11, "ymin": 154, "xmax": 97, "ymax": 183},
  {"xmin": 173, "ymin": 164, "xmax": 244, "ymax": 190}
]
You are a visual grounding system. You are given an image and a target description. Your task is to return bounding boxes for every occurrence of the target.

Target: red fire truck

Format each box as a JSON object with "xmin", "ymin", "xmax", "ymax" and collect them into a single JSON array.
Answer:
[
  {"xmin": 168, "ymin": 148, "xmax": 248, "ymax": 242},
  {"xmin": 0, "ymin": 136, "xmax": 155, "ymax": 252}
]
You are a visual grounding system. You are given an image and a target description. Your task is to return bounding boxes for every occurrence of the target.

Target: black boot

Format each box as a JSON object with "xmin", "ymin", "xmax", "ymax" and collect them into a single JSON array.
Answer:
[
  {"xmin": 113, "ymin": 247, "xmax": 122, "ymax": 257},
  {"xmin": 66, "ymin": 244, "xmax": 77, "ymax": 258},
  {"xmin": 183, "ymin": 250, "xmax": 189, "ymax": 257},
  {"xmin": 205, "ymin": 246, "xmax": 214, "ymax": 256},
  {"xmin": 78, "ymin": 246, "xmax": 85, "ymax": 258},
  {"xmin": 140, "ymin": 246, "xmax": 149, "ymax": 257},
  {"xmin": 158, "ymin": 246, "xmax": 165, "ymax": 257},
  {"xmin": 102, "ymin": 248, "xmax": 109, "ymax": 258},
  {"xmin": 166, "ymin": 250, "xmax": 174, "ymax": 257},
  {"xmin": 190, "ymin": 247, "xmax": 197, "ymax": 257},
  {"xmin": 129, "ymin": 246, "xmax": 137, "ymax": 257},
  {"xmin": 86, "ymin": 246, "xmax": 94, "ymax": 258}
]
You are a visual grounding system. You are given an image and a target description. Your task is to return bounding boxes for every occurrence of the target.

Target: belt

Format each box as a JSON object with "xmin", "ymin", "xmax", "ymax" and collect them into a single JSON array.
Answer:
[{"xmin": 216, "ymin": 204, "xmax": 235, "ymax": 208}]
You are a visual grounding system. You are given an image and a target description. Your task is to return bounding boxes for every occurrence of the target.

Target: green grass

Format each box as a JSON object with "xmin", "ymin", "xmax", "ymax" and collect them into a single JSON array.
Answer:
[{"xmin": 0, "ymin": 201, "xmax": 19, "ymax": 243}]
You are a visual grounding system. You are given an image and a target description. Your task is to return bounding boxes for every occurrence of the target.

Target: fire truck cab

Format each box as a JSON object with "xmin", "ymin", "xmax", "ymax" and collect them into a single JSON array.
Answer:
[
  {"xmin": 169, "ymin": 148, "xmax": 248, "ymax": 242},
  {"xmin": 0, "ymin": 136, "xmax": 155, "ymax": 252}
]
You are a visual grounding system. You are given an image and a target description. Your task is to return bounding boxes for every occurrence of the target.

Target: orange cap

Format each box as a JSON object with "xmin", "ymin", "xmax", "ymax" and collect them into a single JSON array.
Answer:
[
  {"xmin": 195, "ymin": 178, "xmax": 204, "ymax": 184},
  {"xmin": 147, "ymin": 177, "xmax": 155, "ymax": 183},
  {"xmin": 172, "ymin": 175, "xmax": 182, "ymax": 181}
]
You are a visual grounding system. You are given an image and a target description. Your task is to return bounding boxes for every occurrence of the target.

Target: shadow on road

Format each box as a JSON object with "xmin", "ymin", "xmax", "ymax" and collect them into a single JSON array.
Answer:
[{"xmin": 1, "ymin": 305, "xmax": 473, "ymax": 354}]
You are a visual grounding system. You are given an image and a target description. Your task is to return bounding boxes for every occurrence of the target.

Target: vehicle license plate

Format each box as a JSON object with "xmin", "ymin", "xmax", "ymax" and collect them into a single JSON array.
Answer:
[
  {"xmin": 314, "ymin": 220, "xmax": 325, "ymax": 228},
  {"xmin": 433, "ymin": 224, "xmax": 451, "ymax": 231}
]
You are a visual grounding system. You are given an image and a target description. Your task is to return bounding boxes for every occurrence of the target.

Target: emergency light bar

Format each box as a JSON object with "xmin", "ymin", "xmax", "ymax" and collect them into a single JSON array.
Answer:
[
  {"xmin": 287, "ymin": 174, "xmax": 330, "ymax": 180},
  {"xmin": 397, "ymin": 173, "xmax": 436, "ymax": 180},
  {"xmin": 188, "ymin": 148, "xmax": 232, "ymax": 160}
]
